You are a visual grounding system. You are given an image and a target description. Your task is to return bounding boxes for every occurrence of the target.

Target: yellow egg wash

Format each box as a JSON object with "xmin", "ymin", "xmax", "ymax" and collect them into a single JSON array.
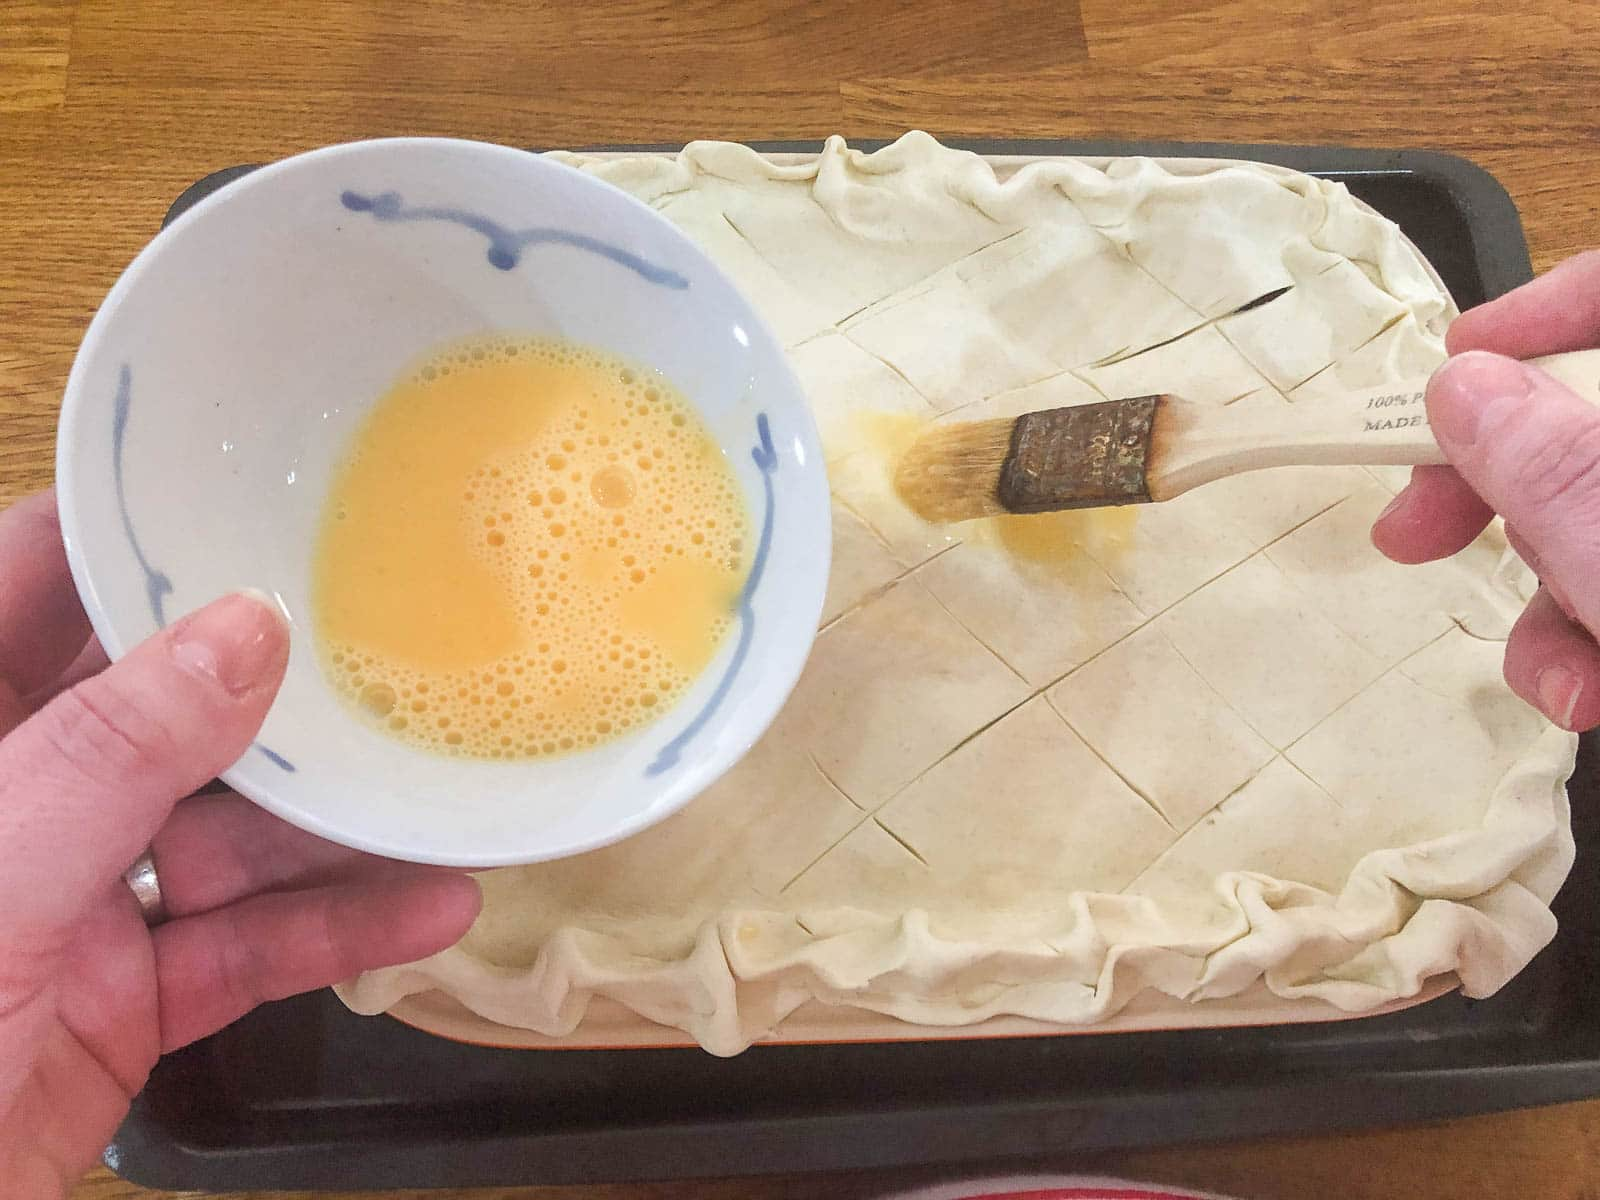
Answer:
[
  {"xmin": 868, "ymin": 410, "xmax": 1138, "ymax": 576},
  {"xmin": 312, "ymin": 335, "xmax": 749, "ymax": 759},
  {"xmin": 969, "ymin": 507, "xmax": 1137, "ymax": 576}
]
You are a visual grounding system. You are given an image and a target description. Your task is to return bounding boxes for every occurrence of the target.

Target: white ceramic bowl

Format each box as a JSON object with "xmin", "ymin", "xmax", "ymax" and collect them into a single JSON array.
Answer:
[{"xmin": 57, "ymin": 137, "xmax": 831, "ymax": 867}]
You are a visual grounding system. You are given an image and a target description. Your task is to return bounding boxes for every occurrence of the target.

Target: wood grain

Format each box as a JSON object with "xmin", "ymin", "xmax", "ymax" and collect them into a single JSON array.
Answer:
[
  {"xmin": 0, "ymin": 1, "xmax": 71, "ymax": 113},
  {"xmin": 0, "ymin": 0, "xmax": 1594, "ymax": 1196}
]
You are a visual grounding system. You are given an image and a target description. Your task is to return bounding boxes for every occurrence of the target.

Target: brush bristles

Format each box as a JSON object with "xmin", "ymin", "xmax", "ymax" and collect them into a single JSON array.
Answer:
[
  {"xmin": 893, "ymin": 418, "xmax": 1018, "ymax": 523},
  {"xmin": 894, "ymin": 397, "xmax": 1166, "ymax": 523}
]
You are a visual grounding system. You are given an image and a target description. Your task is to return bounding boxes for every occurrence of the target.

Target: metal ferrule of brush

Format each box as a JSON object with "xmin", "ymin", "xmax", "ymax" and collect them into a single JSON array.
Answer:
[{"xmin": 997, "ymin": 395, "xmax": 1162, "ymax": 512}]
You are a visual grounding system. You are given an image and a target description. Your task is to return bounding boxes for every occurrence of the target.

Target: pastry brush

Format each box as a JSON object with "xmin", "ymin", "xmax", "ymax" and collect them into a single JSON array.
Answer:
[{"xmin": 894, "ymin": 349, "xmax": 1600, "ymax": 523}]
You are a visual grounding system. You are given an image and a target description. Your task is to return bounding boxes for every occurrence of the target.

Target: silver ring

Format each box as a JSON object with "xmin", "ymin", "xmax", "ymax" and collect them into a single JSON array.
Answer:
[{"xmin": 124, "ymin": 849, "xmax": 168, "ymax": 926}]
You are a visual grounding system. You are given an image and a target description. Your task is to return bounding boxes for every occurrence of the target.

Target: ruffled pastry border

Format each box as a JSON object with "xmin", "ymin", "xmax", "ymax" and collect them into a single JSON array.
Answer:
[{"xmin": 338, "ymin": 137, "xmax": 1577, "ymax": 1056}]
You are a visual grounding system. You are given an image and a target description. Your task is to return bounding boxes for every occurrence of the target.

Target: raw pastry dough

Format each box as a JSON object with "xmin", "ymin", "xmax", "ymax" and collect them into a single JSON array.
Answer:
[{"xmin": 340, "ymin": 134, "xmax": 1577, "ymax": 1055}]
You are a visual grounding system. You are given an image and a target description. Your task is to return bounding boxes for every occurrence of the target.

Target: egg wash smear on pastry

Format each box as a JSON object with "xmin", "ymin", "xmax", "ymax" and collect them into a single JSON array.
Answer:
[{"xmin": 312, "ymin": 335, "xmax": 750, "ymax": 760}]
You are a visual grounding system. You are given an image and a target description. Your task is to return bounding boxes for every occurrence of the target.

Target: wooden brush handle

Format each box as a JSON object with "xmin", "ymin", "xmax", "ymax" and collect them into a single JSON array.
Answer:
[{"xmin": 1149, "ymin": 348, "xmax": 1600, "ymax": 500}]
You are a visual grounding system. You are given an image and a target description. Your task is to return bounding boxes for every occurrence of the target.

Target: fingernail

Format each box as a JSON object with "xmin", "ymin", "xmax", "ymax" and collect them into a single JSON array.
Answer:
[
  {"xmin": 1536, "ymin": 665, "xmax": 1583, "ymax": 730},
  {"xmin": 170, "ymin": 590, "xmax": 290, "ymax": 698},
  {"xmin": 1428, "ymin": 351, "xmax": 1533, "ymax": 450}
]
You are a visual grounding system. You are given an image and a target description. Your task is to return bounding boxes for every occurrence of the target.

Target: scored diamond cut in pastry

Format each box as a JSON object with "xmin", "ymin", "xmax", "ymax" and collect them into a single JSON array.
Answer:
[
  {"xmin": 787, "ymin": 331, "xmax": 937, "ymax": 461},
  {"xmin": 840, "ymin": 223, "xmax": 1206, "ymax": 408},
  {"xmin": 1048, "ymin": 624, "xmax": 1277, "ymax": 833},
  {"xmin": 338, "ymin": 134, "xmax": 1578, "ymax": 1056}
]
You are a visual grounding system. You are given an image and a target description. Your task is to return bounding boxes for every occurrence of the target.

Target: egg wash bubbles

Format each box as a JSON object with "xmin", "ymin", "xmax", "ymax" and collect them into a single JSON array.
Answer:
[{"xmin": 311, "ymin": 335, "xmax": 751, "ymax": 760}]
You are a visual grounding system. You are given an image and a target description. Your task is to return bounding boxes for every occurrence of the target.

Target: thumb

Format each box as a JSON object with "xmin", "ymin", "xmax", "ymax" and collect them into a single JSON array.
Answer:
[
  {"xmin": 0, "ymin": 592, "xmax": 288, "ymax": 938},
  {"xmin": 1427, "ymin": 351, "xmax": 1600, "ymax": 634}
]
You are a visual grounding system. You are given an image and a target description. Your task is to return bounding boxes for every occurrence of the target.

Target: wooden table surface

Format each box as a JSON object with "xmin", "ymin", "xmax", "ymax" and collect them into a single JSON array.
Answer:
[{"xmin": 4, "ymin": 0, "xmax": 1599, "ymax": 1195}]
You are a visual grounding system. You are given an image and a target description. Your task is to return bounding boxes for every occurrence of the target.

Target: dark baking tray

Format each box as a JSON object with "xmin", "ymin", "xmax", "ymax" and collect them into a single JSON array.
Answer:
[{"xmin": 108, "ymin": 140, "xmax": 1600, "ymax": 1192}]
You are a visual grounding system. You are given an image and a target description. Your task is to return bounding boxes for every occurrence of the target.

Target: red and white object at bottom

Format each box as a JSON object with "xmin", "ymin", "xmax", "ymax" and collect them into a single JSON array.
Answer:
[{"xmin": 875, "ymin": 1177, "xmax": 1243, "ymax": 1200}]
